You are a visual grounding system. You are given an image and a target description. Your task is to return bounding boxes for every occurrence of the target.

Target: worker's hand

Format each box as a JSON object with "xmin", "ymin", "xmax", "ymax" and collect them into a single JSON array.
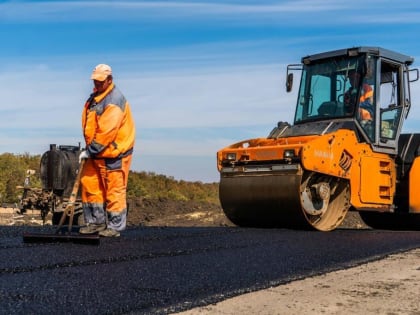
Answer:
[{"xmin": 78, "ymin": 150, "xmax": 90, "ymax": 163}]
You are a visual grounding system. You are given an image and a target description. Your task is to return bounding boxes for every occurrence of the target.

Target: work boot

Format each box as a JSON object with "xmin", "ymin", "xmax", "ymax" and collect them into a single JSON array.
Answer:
[
  {"xmin": 98, "ymin": 228, "xmax": 120, "ymax": 238},
  {"xmin": 79, "ymin": 223, "xmax": 106, "ymax": 234}
]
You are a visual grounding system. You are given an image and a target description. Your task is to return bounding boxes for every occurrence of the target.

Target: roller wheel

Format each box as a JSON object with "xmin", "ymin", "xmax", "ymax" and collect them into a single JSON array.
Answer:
[{"xmin": 300, "ymin": 172, "xmax": 350, "ymax": 231}]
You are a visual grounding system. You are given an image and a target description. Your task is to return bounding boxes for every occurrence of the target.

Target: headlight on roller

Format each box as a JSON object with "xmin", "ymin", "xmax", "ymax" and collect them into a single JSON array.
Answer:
[
  {"xmin": 283, "ymin": 149, "xmax": 295, "ymax": 159},
  {"xmin": 226, "ymin": 153, "xmax": 237, "ymax": 161}
]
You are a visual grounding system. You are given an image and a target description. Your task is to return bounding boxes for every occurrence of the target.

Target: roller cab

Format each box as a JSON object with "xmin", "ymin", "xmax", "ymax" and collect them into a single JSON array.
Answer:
[{"xmin": 217, "ymin": 47, "xmax": 420, "ymax": 231}]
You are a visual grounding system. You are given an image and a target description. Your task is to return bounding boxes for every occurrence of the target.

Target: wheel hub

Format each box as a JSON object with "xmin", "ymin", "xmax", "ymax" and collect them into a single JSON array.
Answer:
[{"xmin": 301, "ymin": 181, "xmax": 330, "ymax": 216}]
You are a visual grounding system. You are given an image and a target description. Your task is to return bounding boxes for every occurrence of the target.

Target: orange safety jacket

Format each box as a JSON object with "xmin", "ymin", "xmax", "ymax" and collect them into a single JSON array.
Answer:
[
  {"xmin": 360, "ymin": 83, "xmax": 373, "ymax": 103},
  {"xmin": 359, "ymin": 83, "xmax": 374, "ymax": 121},
  {"xmin": 82, "ymin": 82, "xmax": 135, "ymax": 158}
]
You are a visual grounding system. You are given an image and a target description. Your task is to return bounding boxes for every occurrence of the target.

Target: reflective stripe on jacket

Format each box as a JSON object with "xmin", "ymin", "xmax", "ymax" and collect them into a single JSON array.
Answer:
[{"xmin": 82, "ymin": 82, "xmax": 135, "ymax": 158}]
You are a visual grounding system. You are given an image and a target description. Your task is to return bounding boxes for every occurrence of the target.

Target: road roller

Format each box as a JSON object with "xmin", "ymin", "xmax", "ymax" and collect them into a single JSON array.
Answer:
[{"xmin": 217, "ymin": 46, "xmax": 420, "ymax": 231}]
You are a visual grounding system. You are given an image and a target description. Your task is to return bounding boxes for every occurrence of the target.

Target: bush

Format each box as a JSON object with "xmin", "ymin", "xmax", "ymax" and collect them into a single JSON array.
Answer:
[{"xmin": 0, "ymin": 153, "xmax": 219, "ymax": 204}]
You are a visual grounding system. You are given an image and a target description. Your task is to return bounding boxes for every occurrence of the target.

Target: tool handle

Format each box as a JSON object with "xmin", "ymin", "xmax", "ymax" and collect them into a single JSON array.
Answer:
[
  {"xmin": 56, "ymin": 159, "xmax": 86, "ymax": 233},
  {"xmin": 68, "ymin": 159, "xmax": 85, "ymax": 204}
]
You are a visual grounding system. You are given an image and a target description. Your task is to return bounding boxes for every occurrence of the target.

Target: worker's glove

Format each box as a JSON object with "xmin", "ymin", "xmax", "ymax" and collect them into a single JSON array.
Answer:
[{"xmin": 78, "ymin": 150, "xmax": 90, "ymax": 163}]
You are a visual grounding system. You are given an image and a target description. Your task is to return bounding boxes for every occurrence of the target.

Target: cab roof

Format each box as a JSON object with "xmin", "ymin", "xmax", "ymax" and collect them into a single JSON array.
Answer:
[{"xmin": 301, "ymin": 47, "xmax": 414, "ymax": 66}]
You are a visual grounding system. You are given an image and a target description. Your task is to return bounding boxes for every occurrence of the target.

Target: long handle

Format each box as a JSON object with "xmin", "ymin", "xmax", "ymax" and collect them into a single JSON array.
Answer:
[
  {"xmin": 56, "ymin": 159, "xmax": 85, "ymax": 233},
  {"xmin": 68, "ymin": 159, "xmax": 85, "ymax": 204}
]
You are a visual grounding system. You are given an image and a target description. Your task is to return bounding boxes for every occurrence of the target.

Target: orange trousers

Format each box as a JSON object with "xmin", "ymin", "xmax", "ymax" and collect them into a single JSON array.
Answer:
[{"xmin": 80, "ymin": 154, "xmax": 132, "ymax": 231}]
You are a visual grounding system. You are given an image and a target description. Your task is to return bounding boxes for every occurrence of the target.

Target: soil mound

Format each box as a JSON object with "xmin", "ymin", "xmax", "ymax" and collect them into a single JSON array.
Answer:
[
  {"xmin": 127, "ymin": 198, "xmax": 369, "ymax": 229},
  {"xmin": 127, "ymin": 198, "xmax": 233, "ymax": 227}
]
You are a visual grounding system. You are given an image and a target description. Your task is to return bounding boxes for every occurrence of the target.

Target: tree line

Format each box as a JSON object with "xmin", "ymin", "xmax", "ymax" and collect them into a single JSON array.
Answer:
[{"xmin": 0, "ymin": 153, "xmax": 219, "ymax": 205}]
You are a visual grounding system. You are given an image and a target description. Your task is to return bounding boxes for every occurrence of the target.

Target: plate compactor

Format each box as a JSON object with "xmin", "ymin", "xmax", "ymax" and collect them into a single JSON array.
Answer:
[{"xmin": 22, "ymin": 146, "xmax": 99, "ymax": 245}]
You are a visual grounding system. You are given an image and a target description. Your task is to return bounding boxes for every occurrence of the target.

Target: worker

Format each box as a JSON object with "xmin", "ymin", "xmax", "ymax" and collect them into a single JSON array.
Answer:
[
  {"xmin": 344, "ymin": 70, "xmax": 374, "ymax": 121},
  {"xmin": 78, "ymin": 64, "xmax": 136, "ymax": 237}
]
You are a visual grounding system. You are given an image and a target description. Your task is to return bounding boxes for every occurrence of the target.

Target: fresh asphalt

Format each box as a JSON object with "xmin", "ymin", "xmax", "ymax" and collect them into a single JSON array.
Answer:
[{"xmin": 0, "ymin": 225, "xmax": 419, "ymax": 315}]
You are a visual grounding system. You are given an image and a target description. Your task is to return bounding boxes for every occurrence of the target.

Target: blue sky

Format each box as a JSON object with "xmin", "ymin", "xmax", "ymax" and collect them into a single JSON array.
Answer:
[{"xmin": 1, "ymin": 0, "xmax": 420, "ymax": 182}]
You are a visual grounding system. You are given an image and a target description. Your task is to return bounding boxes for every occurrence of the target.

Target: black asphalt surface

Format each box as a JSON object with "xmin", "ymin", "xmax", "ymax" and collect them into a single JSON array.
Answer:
[{"xmin": 0, "ymin": 225, "xmax": 419, "ymax": 315}]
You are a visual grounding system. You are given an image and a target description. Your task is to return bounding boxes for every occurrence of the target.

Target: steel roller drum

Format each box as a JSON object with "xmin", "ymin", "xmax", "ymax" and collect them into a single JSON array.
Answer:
[{"xmin": 219, "ymin": 164, "xmax": 311, "ymax": 229}]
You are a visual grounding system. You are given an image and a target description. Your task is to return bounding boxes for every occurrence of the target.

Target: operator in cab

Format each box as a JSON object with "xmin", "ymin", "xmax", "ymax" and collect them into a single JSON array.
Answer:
[{"xmin": 344, "ymin": 69, "xmax": 374, "ymax": 121}]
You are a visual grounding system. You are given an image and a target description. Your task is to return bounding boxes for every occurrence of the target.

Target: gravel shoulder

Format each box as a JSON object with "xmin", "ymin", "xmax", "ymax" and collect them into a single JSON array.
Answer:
[{"xmin": 175, "ymin": 248, "xmax": 420, "ymax": 315}]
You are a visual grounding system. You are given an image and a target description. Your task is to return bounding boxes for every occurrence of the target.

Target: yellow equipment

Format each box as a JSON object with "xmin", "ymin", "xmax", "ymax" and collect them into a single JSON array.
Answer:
[{"xmin": 217, "ymin": 47, "xmax": 420, "ymax": 231}]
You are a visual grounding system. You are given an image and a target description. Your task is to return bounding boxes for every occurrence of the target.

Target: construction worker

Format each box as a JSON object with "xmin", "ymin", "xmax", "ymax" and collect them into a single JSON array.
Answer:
[
  {"xmin": 79, "ymin": 64, "xmax": 136, "ymax": 237},
  {"xmin": 344, "ymin": 70, "xmax": 374, "ymax": 121}
]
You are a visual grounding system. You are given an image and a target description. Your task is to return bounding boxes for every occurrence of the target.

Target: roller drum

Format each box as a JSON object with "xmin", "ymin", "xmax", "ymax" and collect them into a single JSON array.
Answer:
[{"xmin": 219, "ymin": 165, "xmax": 311, "ymax": 228}]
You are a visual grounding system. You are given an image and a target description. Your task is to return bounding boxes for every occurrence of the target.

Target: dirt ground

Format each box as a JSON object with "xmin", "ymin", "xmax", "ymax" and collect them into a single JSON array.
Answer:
[
  {"xmin": 126, "ymin": 197, "xmax": 369, "ymax": 229},
  {"xmin": 0, "ymin": 198, "xmax": 233, "ymax": 227},
  {"xmin": 127, "ymin": 198, "xmax": 234, "ymax": 227},
  {"xmin": 1, "ymin": 197, "xmax": 369, "ymax": 229}
]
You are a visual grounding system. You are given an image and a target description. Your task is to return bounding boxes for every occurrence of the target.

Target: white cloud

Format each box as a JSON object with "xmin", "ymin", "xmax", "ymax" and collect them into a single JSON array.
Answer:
[
  {"xmin": 0, "ymin": 1, "xmax": 348, "ymax": 21},
  {"xmin": 0, "ymin": 0, "xmax": 411, "ymax": 25},
  {"xmin": 123, "ymin": 63, "xmax": 296, "ymax": 129}
]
